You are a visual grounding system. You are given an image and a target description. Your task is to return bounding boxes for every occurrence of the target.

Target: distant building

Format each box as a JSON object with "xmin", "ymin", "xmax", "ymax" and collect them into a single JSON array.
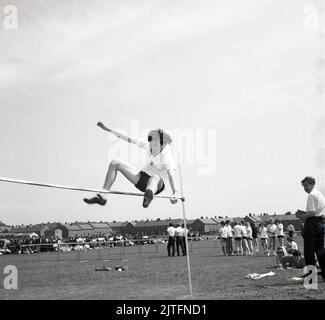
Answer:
[
  {"xmin": 133, "ymin": 219, "xmax": 194, "ymax": 236},
  {"xmin": 10, "ymin": 224, "xmax": 50, "ymax": 236},
  {"xmin": 191, "ymin": 218, "xmax": 219, "ymax": 234},
  {"xmin": 108, "ymin": 221, "xmax": 126, "ymax": 235},
  {"xmin": 88, "ymin": 222, "xmax": 113, "ymax": 236}
]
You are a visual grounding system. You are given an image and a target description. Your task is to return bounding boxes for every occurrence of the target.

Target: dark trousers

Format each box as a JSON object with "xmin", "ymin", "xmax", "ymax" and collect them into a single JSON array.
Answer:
[
  {"xmin": 182, "ymin": 236, "xmax": 187, "ymax": 255},
  {"xmin": 167, "ymin": 237, "xmax": 175, "ymax": 256},
  {"xmin": 304, "ymin": 217, "xmax": 325, "ymax": 278},
  {"xmin": 176, "ymin": 236, "xmax": 185, "ymax": 255}
]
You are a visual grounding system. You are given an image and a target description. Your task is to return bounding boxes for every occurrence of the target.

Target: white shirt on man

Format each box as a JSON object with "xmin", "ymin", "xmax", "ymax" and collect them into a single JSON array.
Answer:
[
  {"xmin": 175, "ymin": 226, "xmax": 183, "ymax": 237},
  {"xmin": 267, "ymin": 224, "xmax": 276, "ymax": 237},
  {"xmin": 182, "ymin": 227, "xmax": 189, "ymax": 237},
  {"xmin": 307, "ymin": 188, "xmax": 325, "ymax": 217},
  {"xmin": 233, "ymin": 224, "xmax": 242, "ymax": 238},
  {"xmin": 220, "ymin": 226, "xmax": 228, "ymax": 239},
  {"xmin": 240, "ymin": 225, "xmax": 247, "ymax": 237},
  {"xmin": 246, "ymin": 225, "xmax": 253, "ymax": 238},
  {"xmin": 276, "ymin": 223, "xmax": 284, "ymax": 236},
  {"xmin": 226, "ymin": 225, "xmax": 233, "ymax": 238},
  {"xmin": 167, "ymin": 226, "xmax": 176, "ymax": 237},
  {"xmin": 259, "ymin": 226, "xmax": 268, "ymax": 239}
]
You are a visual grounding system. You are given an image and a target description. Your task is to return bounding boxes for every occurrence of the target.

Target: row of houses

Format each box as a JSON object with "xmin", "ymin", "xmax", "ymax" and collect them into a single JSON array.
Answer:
[{"xmin": 0, "ymin": 213, "xmax": 301, "ymax": 240}]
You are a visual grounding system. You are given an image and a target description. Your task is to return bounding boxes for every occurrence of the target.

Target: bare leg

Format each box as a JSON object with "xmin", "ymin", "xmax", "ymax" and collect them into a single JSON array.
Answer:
[
  {"xmin": 84, "ymin": 160, "xmax": 141, "ymax": 205},
  {"xmin": 142, "ymin": 174, "xmax": 161, "ymax": 208},
  {"xmin": 103, "ymin": 160, "xmax": 140, "ymax": 190},
  {"xmin": 145, "ymin": 174, "xmax": 161, "ymax": 194}
]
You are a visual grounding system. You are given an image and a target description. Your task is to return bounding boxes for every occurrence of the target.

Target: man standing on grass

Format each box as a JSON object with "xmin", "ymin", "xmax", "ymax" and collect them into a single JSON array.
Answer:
[
  {"xmin": 167, "ymin": 223, "xmax": 176, "ymax": 257},
  {"xmin": 296, "ymin": 176, "xmax": 325, "ymax": 280},
  {"xmin": 175, "ymin": 224, "xmax": 185, "ymax": 256},
  {"xmin": 181, "ymin": 224, "xmax": 188, "ymax": 256}
]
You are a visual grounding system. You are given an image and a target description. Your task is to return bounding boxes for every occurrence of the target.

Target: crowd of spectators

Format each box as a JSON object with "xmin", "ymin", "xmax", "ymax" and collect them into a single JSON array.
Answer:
[{"xmin": 0, "ymin": 233, "xmax": 167, "ymax": 255}]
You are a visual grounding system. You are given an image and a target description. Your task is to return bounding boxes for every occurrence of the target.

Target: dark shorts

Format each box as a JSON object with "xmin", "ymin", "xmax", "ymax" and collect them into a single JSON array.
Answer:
[
  {"xmin": 235, "ymin": 237, "xmax": 242, "ymax": 241},
  {"xmin": 277, "ymin": 235, "xmax": 284, "ymax": 238},
  {"xmin": 135, "ymin": 171, "xmax": 165, "ymax": 194}
]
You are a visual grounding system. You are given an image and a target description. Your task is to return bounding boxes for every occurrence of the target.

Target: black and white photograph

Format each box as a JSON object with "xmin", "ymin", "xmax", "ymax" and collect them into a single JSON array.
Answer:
[{"xmin": 1, "ymin": 0, "xmax": 325, "ymax": 305}]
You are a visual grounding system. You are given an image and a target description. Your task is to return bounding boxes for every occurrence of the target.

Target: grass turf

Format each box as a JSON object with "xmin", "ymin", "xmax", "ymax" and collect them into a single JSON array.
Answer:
[{"xmin": 0, "ymin": 237, "xmax": 324, "ymax": 300}]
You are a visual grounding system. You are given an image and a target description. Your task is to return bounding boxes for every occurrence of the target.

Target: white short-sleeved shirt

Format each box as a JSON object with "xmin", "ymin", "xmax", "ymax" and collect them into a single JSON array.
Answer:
[
  {"xmin": 167, "ymin": 226, "xmax": 176, "ymax": 237},
  {"xmin": 241, "ymin": 225, "xmax": 247, "ymax": 237},
  {"xmin": 289, "ymin": 241, "xmax": 298, "ymax": 251},
  {"xmin": 267, "ymin": 224, "xmax": 277, "ymax": 237},
  {"xmin": 175, "ymin": 226, "xmax": 183, "ymax": 237},
  {"xmin": 137, "ymin": 141, "xmax": 177, "ymax": 185},
  {"xmin": 233, "ymin": 225, "xmax": 242, "ymax": 238},
  {"xmin": 182, "ymin": 228, "xmax": 189, "ymax": 237},
  {"xmin": 276, "ymin": 223, "xmax": 284, "ymax": 236},
  {"xmin": 306, "ymin": 188, "xmax": 325, "ymax": 217},
  {"xmin": 226, "ymin": 225, "xmax": 233, "ymax": 238},
  {"xmin": 259, "ymin": 226, "xmax": 268, "ymax": 239},
  {"xmin": 246, "ymin": 226, "xmax": 253, "ymax": 238},
  {"xmin": 220, "ymin": 226, "xmax": 228, "ymax": 239}
]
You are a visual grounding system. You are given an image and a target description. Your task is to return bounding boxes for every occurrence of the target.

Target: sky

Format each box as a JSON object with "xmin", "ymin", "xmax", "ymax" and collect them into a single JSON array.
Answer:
[{"xmin": 0, "ymin": 0, "xmax": 324, "ymax": 226}]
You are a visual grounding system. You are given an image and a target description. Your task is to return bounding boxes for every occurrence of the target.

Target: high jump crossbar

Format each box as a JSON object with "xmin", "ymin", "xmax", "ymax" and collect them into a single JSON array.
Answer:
[{"xmin": 0, "ymin": 177, "xmax": 185, "ymax": 201}]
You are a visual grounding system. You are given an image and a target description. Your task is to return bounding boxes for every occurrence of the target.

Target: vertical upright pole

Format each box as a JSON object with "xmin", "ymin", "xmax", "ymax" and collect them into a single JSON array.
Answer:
[{"xmin": 178, "ymin": 157, "xmax": 193, "ymax": 297}]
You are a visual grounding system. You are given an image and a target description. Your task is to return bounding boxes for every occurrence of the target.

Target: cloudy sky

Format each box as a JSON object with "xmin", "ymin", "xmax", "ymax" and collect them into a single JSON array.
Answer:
[{"xmin": 0, "ymin": 0, "xmax": 323, "ymax": 226}]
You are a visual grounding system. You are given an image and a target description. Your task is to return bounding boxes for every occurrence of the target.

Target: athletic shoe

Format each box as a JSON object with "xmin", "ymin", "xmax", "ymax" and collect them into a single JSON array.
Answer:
[
  {"xmin": 143, "ymin": 189, "xmax": 154, "ymax": 208},
  {"xmin": 83, "ymin": 194, "xmax": 107, "ymax": 205}
]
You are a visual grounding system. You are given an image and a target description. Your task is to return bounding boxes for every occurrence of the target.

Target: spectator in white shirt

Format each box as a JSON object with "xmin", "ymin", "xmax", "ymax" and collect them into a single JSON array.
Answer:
[
  {"xmin": 181, "ymin": 224, "xmax": 188, "ymax": 256},
  {"xmin": 241, "ymin": 221, "xmax": 250, "ymax": 255},
  {"xmin": 245, "ymin": 221, "xmax": 254, "ymax": 256},
  {"xmin": 167, "ymin": 223, "xmax": 176, "ymax": 257},
  {"xmin": 233, "ymin": 221, "xmax": 243, "ymax": 255},
  {"xmin": 286, "ymin": 236, "xmax": 298, "ymax": 253},
  {"xmin": 219, "ymin": 221, "xmax": 228, "ymax": 256},
  {"xmin": 175, "ymin": 224, "xmax": 185, "ymax": 256},
  {"xmin": 275, "ymin": 219, "xmax": 285, "ymax": 247},
  {"xmin": 225, "ymin": 220, "xmax": 233, "ymax": 255},
  {"xmin": 259, "ymin": 222, "xmax": 268, "ymax": 254},
  {"xmin": 267, "ymin": 219, "xmax": 277, "ymax": 256}
]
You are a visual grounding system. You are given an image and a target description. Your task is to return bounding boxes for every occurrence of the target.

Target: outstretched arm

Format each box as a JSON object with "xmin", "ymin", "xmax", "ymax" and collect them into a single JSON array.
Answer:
[
  {"xmin": 167, "ymin": 169, "xmax": 180, "ymax": 204},
  {"xmin": 97, "ymin": 121, "xmax": 146, "ymax": 147}
]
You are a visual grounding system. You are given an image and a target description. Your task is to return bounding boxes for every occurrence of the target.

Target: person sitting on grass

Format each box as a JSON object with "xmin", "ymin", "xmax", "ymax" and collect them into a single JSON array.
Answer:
[
  {"xmin": 275, "ymin": 246, "xmax": 305, "ymax": 269},
  {"xmin": 286, "ymin": 236, "xmax": 298, "ymax": 253}
]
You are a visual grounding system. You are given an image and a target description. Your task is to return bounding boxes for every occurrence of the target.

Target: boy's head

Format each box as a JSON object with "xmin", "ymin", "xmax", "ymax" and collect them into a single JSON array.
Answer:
[
  {"xmin": 301, "ymin": 176, "xmax": 315, "ymax": 194},
  {"xmin": 276, "ymin": 247, "xmax": 285, "ymax": 256}
]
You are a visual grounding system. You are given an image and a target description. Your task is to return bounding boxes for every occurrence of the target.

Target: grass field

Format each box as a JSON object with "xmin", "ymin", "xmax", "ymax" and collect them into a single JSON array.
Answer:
[{"xmin": 0, "ymin": 237, "xmax": 325, "ymax": 300}]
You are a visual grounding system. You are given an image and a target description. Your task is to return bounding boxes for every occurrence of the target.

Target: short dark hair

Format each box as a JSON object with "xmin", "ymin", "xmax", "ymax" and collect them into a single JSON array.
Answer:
[{"xmin": 301, "ymin": 176, "xmax": 315, "ymax": 185}]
